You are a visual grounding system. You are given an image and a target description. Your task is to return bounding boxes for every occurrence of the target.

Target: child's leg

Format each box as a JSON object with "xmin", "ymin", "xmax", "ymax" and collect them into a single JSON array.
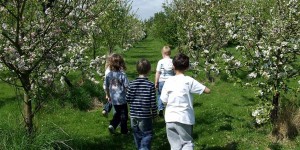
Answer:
[
  {"xmin": 119, "ymin": 104, "xmax": 128, "ymax": 134},
  {"xmin": 110, "ymin": 105, "xmax": 121, "ymax": 129},
  {"xmin": 139, "ymin": 118, "xmax": 153, "ymax": 150},
  {"xmin": 131, "ymin": 118, "xmax": 142, "ymax": 149},
  {"xmin": 157, "ymin": 81, "xmax": 165, "ymax": 116},
  {"xmin": 166, "ymin": 122, "xmax": 193, "ymax": 150}
]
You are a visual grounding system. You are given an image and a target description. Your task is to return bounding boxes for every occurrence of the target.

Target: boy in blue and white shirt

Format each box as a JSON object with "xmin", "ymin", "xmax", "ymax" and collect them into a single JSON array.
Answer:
[
  {"xmin": 161, "ymin": 53, "xmax": 210, "ymax": 150},
  {"xmin": 126, "ymin": 58, "xmax": 157, "ymax": 150},
  {"xmin": 155, "ymin": 46, "xmax": 174, "ymax": 116}
]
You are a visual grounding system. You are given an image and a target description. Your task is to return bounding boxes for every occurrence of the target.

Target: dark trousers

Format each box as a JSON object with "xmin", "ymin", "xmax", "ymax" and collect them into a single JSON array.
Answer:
[{"xmin": 110, "ymin": 104, "xmax": 128, "ymax": 134}]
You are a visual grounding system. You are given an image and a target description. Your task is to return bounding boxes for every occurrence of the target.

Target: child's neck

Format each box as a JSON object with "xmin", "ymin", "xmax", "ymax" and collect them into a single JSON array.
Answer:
[
  {"xmin": 175, "ymin": 70, "xmax": 184, "ymax": 75},
  {"xmin": 139, "ymin": 74, "xmax": 148, "ymax": 78},
  {"xmin": 163, "ymin": 55, "xmax": 170, "ymax": 59}
]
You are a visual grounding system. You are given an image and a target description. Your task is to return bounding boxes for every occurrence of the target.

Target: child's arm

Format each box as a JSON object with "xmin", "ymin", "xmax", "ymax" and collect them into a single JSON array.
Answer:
[
  {"xmin": 155, "ymin": 61, "xmax": 162, "ymax": 88},
  {"xmin": 150, "ymin": 84, "xmax": 157, "ymax": 118},
  {"xmin": 160, "ymin": 81, "xmax": 169, "ymax": 105},
  {"xmin": 105, "ymin": 74, "xmax": 111, "ymax": 101},
  {"xmin": 155, "ymin": 71, "xmax": 160, "ymax": 89},
  {"xmin": 190, "ymin": 77, "xmax": 211, "ymax": 95},
  {"xmin": 105, "ymin": 89, "xmax": 111, "ymax": 101}
]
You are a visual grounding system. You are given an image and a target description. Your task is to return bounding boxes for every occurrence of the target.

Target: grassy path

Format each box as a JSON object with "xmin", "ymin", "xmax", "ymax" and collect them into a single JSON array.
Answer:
[{"xmin": 123, "ymin": 36, "xmax": 167, "ymax": 81}]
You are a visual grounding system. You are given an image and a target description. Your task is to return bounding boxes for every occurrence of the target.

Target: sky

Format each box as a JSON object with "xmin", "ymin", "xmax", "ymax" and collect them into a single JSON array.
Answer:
[{"xmin": 131, "ymin": 0, "xmax": 166, "ymax": 20}]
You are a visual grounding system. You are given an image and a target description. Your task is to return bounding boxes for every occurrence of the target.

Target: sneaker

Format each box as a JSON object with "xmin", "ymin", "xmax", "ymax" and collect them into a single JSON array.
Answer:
[
  {"xmin": 108, "ymin": 125, "xmax": 115, "ymax": 134},
  {"xmin": 102, "ymin": 110, "xmax": 108, "ymax": 117},
  {"xmin": 159, "ymin": 110, "xmax": 164, "ymax": 117}
]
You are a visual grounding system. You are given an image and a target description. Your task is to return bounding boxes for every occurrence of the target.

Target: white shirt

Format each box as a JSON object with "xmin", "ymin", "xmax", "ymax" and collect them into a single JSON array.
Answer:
[
  {"xmin": 160, "ymin": 74, "xmax": 206, "ymax": 125},
  {"xmin": 103, "ymin": 68, "xmax": 111, "ymax": 90},
  {"xmin": 156, "ymin": 57, "xmax": 174, "ymax": 82}
]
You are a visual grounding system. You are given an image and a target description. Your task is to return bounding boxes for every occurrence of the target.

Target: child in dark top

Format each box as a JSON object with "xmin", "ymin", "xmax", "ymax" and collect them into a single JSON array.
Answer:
[
  {"xmin": 126, "ymin": 58, "xmax": 157, "ymax": 150},
  {"xmin": 105, "ymin": 54, "xmax": 129, "ymax": 134}
]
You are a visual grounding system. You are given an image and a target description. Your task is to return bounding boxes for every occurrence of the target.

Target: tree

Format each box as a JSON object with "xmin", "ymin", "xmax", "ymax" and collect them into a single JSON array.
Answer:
[
  {"xmin": 223, "ymin": 0, "xmax": 299, "ymax": 125},
  {"xmin": 165, "ymin": 0, "xmax": 232, "ymax": 82},
  {"xmin": 0, "ymin": 0, "xmax": 103, "ymax": 135},
  {"xmin": 94, "ymin": 0, "xmax": 132, "ymax": 54}
]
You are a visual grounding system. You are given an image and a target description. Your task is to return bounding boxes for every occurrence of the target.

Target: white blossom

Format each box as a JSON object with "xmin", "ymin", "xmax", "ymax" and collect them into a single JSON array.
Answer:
[{"xmin": 248, "ymin": 72, "xmax": 257, "ymax": 78}]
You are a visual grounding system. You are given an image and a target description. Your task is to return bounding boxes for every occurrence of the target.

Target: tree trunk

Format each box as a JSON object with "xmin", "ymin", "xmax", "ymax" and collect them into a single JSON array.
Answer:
[
  {"xmin": 24, "ymin": 92, "xmax": 33, "ymax": 135},
  {"xmin": 271, "ymin": 92, "xmax": 280, "ymax": 123},
  {"xmin": 109, "ymin": 45, "xmax": 113, "ymax": 54},
  {"xmin": 92, "ymin": 34, "xmax": 96, "ymax": 59},
  {"xmin": 206, "ymin": 70, "xmax": 214, "ymax": 83}
]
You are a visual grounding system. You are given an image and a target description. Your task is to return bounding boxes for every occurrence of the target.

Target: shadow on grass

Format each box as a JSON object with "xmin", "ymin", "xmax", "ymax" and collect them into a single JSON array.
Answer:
[
  {"xmin": 67, "ymin": 118, "xmax": 170, "ymax": 150},
  {"xmin": 0, "ymin": 97, "xmax": 18, "ymax": 109},
  {"xmin": 219, "ymin": 124, "xmax": 233, "ymax": 131},
  {"xmin": 0, "ymin": 101, "xmax": 4, "ymax": 108},
  {"xmin": 68, "ymin": 135, "xmax": 135, "ymax": 150},
  {"xmin": 201, "ymin": 142, "xmax": 238, "ymax": 150},
  {"xmin": 268, "ymin": 143, "xmax": 282, "ymax": 150},
  {"xmin": 193, "ymin": 102, "xmax": 203, "ymax": 108}
]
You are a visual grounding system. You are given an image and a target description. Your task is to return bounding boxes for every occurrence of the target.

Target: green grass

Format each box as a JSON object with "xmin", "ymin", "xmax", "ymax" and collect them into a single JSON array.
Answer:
[{"xmin": 0, "ymin": 36, "xmax": 299, "ymax": 150}]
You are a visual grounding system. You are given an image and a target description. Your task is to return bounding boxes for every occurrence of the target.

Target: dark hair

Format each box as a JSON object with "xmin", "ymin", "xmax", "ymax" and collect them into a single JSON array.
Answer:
[
  {"xmin": 109, "ymin": 54, "xmax": 126, "ymax": 71},
  {"xmin": 136, "ymin": 58, "xmax": 151, "ymax": 75},
  {"xmin": 173, "ymin": 53, "xmax": 189, "ymax": 71}
]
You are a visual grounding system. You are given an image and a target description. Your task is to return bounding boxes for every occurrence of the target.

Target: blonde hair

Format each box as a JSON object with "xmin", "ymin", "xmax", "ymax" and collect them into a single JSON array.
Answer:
[{"xmin": 162, "ymin": 46, "xmax": 171, "ymax": 56}]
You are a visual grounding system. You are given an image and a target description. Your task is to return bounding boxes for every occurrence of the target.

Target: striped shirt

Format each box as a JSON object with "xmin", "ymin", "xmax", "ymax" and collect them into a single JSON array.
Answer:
[{"xmin": 126, "ymin": 77, "xmax": 157, "ymax": 118}]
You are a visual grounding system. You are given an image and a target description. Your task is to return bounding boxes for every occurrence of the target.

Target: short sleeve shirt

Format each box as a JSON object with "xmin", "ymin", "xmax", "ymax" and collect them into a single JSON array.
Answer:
[
  {"xmin": 160, "ymin": 74, "xmax": 206, "ymax": 125},
  {"xmin": 105, "ymin": 71, "xmax": 129, "ymax": 105},
  {"xmin": 156, "ymin": 58, "xmax": 174, "ymax": 82}
]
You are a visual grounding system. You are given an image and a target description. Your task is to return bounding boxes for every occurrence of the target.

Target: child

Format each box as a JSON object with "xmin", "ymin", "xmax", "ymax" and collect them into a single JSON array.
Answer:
[
  {"xmin": 126, "ymin": 58, "xmax": 157, "ymax": 150},
  {"xmin": 105, "ymin": 54, "xmax": 129, "ymax": 134},
  {"xmin": 155, "ymin": 46, "xmax": 174, "ymax": 116},
  {"xmin": 102, "ymin": 53, "xmax": 121, "ymax": 116},
  {"xmin": 102, "ymin": 55, "xmax": 112, "ymax": 116},
  {"xmin": 160, "ymin": 53, "xmax": 210, "ymax": 149}
]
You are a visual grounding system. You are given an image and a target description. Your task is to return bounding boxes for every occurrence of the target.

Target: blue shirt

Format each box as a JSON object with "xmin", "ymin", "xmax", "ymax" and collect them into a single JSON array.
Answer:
[{"xmin": 105, "ymin": 71, "xmax": 129, "ymax": 105}]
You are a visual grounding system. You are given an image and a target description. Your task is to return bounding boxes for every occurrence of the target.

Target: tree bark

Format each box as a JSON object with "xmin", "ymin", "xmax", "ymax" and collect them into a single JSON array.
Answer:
[
  {"xmin": 24, "ymin": 92, "xmax": 33, "ymax": 135},
  {"xmin": 271, "ymin": 92, "xmax": 280, "ymax": 123}
]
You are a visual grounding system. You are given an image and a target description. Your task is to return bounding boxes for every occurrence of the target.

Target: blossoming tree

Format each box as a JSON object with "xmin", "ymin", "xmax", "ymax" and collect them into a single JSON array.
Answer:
[
  {"xmin": 163, "ymin": 0, "xmax": 234, "ymax": 82},
  {"xmin": 223, "ymin": 0, "xmax": 299, "ymax": 124},
  {"xmin": 0, "ymin": 0, "xmax": 104, "ymax": 134}
]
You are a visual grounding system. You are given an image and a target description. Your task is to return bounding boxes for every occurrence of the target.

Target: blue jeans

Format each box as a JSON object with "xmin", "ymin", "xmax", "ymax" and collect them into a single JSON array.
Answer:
[
  {"xmin": 131, "ymin": 118, "xmax": 153, "ymax": 150},
  {"xmin": 157, "ymin": 81, "xmax": 165, "ymax": 111}
]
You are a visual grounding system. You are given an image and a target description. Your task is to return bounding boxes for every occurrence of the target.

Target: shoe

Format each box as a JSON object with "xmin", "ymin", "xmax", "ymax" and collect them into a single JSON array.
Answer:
[
  {"xmin": 108, "ymin": 125, "xmax": 115, "ymax": 134},
  {"xmin": 159, "ymin": 110, "xmax": 164, "ymax": 117},
  {"xmin": 102, "ymin": 110, "xmax": 108, "ymax": 117}
]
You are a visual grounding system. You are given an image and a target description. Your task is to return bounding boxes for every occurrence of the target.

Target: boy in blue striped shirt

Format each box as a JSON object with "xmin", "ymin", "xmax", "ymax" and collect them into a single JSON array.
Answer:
[{"xmin": 126, "ymin": 58, "xmax": 157, "ymax": 150}]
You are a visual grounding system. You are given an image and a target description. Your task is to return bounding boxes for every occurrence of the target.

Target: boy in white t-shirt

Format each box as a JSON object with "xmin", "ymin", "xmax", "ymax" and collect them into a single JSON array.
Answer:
[
  {"xmin": 155, "ymin": 46, "xmax": 175, "ymax": 117},
  {"xmin": 160, "ymin": 53, "xmax": 210, "ymax": 150}
]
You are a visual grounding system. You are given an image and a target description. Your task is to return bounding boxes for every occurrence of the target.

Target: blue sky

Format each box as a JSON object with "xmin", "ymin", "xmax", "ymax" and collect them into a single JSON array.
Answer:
[{"xmin": 131, "ymin": 0, "xmax": 167, "ymax": 20}]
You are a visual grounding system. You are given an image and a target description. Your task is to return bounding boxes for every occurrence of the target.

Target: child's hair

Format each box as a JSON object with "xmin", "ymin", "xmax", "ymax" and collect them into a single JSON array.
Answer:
[
  {"xmin": 162, "ymin": 46, "xmax": 171, "ymax": 56},
  {"xmin": 136, "ymin": 58, "xmax": 151, "ymax": 75},
  {"xmin": 173, "ymin": 53, "xmax": 189, "ymax": 71},
  {"xmin": 109, "ymin": 53, "xmax": 126, "ymax": 71}
]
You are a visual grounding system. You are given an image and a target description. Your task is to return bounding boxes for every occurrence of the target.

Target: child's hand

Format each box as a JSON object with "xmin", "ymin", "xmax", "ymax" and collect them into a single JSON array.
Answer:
[
  {"xmin": 105, "ymin": 95, "xmax": 111, "ymax": 102},
  {"xmin": 155, "ymin": 83, "xmax": 158, "ymax": 89}
]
